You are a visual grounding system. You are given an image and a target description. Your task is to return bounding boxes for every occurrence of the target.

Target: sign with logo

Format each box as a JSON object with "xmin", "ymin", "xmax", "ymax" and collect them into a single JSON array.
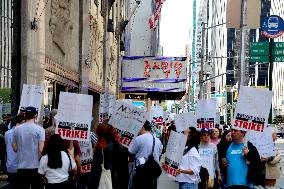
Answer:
[
  {"xmin": 56, "ymin": 92, "xmax": 93, "ymax": 141},
  {"xmin": 195, "ymin": 99, "xmax": 217, "ymax": 130},
  {"xmin": 109, "ymin": 101, "xmax": 147, "ymax": 147},
  {"xmin": 210, "ymin": 93, "xmax": 227, "ymax": 98},
  {"xmin": 163, "ymin": 131, "xmax": 187, "ymax": 178},
  {"xmin": 261, "ymin": 15, "xmax": 284, "ymax": 38},
  {"xmin": 233, "ymin": 86, "xmax": 272, "ymax": 132},
  {"xmin": 122, "ymin": 56, "xmax": 187, "ymax": 92}
]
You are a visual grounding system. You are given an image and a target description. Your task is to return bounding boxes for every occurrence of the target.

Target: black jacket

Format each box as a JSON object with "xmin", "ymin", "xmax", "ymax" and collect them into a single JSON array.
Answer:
[
  {"xmin": 244, "ymin": 141, "xmax": 265, "ymax": 186},
  {"xmin": 89, "ymin": 141, "xmax": 129, "ymax": 189}
]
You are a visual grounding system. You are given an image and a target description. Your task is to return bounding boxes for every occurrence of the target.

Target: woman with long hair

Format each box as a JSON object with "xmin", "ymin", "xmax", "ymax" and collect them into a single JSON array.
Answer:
[
  {"xmin": 210, "ymin": 128, "xmax": 221, "ymax": 145},
  {"xmin": 89, "ymin": 123, "xmax": 129, "ymax": 189},
  {"xmin": 175, "ymin": 127, "xmax": 201, "ymax": 189},
  {"xmin": 38, "ymin": 134, "xmax": 76, "ymax": 189}
]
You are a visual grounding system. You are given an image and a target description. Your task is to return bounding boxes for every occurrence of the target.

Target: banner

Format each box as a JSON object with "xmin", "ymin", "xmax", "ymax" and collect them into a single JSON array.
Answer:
[
  {"xmin": 99, "ymin": 93, "xmax": 109, "ymax": 123},
  {"xmin": 56, "ymin": 92, "xmax": 93, "ymax": 141},
  {"xmin": 163, "ymin": 131, "xmax": 187, "ymax": 177},
  {"xmin": 195, "ymin": 99, "xmax": 217, "ymax": 130},
  {"xmin": 175, "ymin": 112, "xmax": 196, "ymax": 132},
  {"xmin": 19, "ymin": 84, "xmax": 44, "ymax": 122},
  {"xmin": 199, "ymin": 148, "xmax": 214, "ymax": 177},
  {"xmin": 109, "ymin": 101, "xmax": 147, "ymax": 147},
  {"xmin": 247, "ymin": 127, "xmax": 275, "ymax": 157},
  {"xmin": 233, "ymin": 86, "xmax": 272, "ymax": 132},
  {"xmin": 79, "ymin": 141, "xmax": 93, "ymax": 173}
]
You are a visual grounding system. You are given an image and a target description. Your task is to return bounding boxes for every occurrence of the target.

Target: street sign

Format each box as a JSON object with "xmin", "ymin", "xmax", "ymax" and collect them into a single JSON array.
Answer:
[
  {"xmin": 250, "ymin": 49, "xmax": 269, "ymax": 55},
  {"xmin": 261, "ymin": 15, "xmax": 284, "ymax": 38},
  {"xmin": 272, "ymin": 56, "xmax": 284, "ymax": 62},
  {"xmin": 272, "ymin": 49, "xmax": 284, "ymax": 56},
  {"xmin": 210, "ymin": 93, "xmax": 226, "ymax": 98},
  {"xmin": 272, "ymin": 42, "xmax": 284, "ymax": 49},
  {"xmin": 250, "ymin": 56, "xmax": 269, "ymax": 62}
]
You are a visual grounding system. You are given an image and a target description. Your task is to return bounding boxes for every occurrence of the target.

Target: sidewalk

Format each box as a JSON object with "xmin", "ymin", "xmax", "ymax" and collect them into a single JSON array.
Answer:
[{"xmin": 157, "ymin": 172, "xmax": 178, "ymax": 189}]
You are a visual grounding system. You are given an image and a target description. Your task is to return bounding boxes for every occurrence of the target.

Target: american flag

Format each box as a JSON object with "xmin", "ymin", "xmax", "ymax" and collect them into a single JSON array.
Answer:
[{"xmin": 149, "ymin": 0, "xmax": 165, "ymax": 30}]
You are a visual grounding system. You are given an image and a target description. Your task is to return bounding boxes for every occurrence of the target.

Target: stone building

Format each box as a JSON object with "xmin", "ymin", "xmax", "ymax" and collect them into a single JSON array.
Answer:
[{"xmin": 1, "ymin": 0, "xmax": 127, "ymax": 125}]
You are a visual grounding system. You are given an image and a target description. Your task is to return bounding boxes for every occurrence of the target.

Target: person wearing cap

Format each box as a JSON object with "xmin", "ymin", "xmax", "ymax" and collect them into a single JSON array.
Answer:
[
  {"xmin": 12, "ymin": 106, "xmax": 45, "ymax": 189},
  {"xmin": 198, "ymin": 128, "xmax": 221, "ymax": 189},
  {"xmin": 224, "ymin": 129, "xmax": 262, "ymax": 188}
]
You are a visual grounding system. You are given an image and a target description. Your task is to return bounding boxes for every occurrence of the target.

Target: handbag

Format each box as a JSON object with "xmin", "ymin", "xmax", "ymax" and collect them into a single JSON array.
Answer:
[
  {"xmin": 67, "ymin": 152, "xmax": 76, "ymax": 189},
  {"xmin": 135, "ymin": 134, "xmax": 162, "ymax": 180},
  {"xmin": 98, "ymin": 149, "xmax": 113, "ymax": 189}
]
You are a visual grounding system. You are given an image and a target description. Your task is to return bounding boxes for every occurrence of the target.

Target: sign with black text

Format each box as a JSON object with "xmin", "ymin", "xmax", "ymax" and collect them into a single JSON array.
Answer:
[
  {"xmin": 233, "ymin": 86, "xmax": 272, "ymax": 132},
  {"xmin": 19, "ymin": 84, "xmax": 43, "ymax": 122},
  {"xmin": 109, "ymin": 102, "xmax": 147, "ymax": 147},
  {"xmin": 163, "ymin": 131, "xmax": 187, "ymax": 178},
  {"xmin": 56, "ymin": 92, "xmax": 93, "ymax": 141},
  {"xmin": 79, "ymin": 141, "xmax": 93, "ymax": 173},
  {"xmin": 195, "ymin": 99, "xmax": 217, "ymax": 130}
]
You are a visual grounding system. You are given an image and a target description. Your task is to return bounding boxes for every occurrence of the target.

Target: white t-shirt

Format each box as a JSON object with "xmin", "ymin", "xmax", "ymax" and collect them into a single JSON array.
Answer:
[
  {"xmin": 38, "ymin": 151, "xmax": 76, "ymax": 184},
  {"xmin": 176, "ymin": 147, "xmax": 201, "ymax": 184},
  {"xmin": 129, "ymin": 132, "xmax": 162, "ymax": 162}
]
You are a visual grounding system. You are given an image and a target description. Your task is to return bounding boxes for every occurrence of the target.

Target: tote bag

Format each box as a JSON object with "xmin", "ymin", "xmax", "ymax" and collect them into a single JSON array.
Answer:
[{"xmin": 98, "ymin": 149, "xmax": 113, "ymax": 189}]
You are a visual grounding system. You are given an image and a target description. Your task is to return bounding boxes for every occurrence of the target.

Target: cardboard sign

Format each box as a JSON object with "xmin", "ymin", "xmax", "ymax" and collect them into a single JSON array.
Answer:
[
  {"xmin": 19, "ymin": 84, "xmax": 43, "ymax": 122},
  {"xmin": 163, "ymin": 131, "xmax": 187, "ymax": 177},
  {"xmin": 109, "ymin": 101, "xmax": 147, "ymax": 147},
  {"xmin": 152, "ymin": 105, "xmax": 163, "ymax": 119},
  {"xmin": 199, "ymin": 148, "xmax": 214, "ymax": 177},
  {"xmin": 247, "ymin": 127, "xmax": 275, "ymax": 157},
  {"xmin": 108, "ymin": 95, "xmax": 117, "ymax": 116},
  {"xmin": 233, "ymin": 86, "xmax": 272, "ymax": 132},
  {"xmin": 175, "ymin": 112, "xmax": 197, "ymax": 132},
  {"xmin": 195, "ymin": 99, "xmax": 217, "ymax": 130},
  {"xmin": 56, "ymin": 92, "xmax": 93, "ymax": 141},
  {"xmin": 99, "ymin": 93, "xmax": 109, "ymax": 123},
  {"xmin": 79, "ymin": 141, "xmax": 93, "ymax": 173}
]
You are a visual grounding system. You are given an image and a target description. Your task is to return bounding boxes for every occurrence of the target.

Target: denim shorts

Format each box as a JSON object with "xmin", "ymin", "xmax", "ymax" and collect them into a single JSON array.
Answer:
[{"xmin": 178, "ymin": 182, "xmax": 198, "ymax": 189}]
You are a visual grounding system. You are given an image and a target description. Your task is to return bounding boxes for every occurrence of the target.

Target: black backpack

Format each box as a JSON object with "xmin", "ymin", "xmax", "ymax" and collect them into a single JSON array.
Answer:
[{"xmin": 136, "ymin": 134, "xmax": 162, "ymax": 179}]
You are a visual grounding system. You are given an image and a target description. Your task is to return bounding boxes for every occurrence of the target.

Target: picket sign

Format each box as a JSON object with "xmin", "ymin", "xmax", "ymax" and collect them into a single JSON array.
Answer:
[
  {"xmin": 246, "ymin": 127, "xmax": 276, "ymax": 157},
  {"xmin": 195, "ymin": 99, "xmax": 217, "ymax": 130},
  {"xmin": 164, "ymin": 131, "xmax": 187, "ymax": 178},
  {"xmin": 19, "ymin": 84, "xmax": 43, "ymax": 122},
  {"xmin": 108, "ymin": 101, "xmax": 147, "ymax": 148},
  {"xmin": 233, "ymin": 86, "xmax": 272, "ymax": 132},
  {"xmin": 79, "ymin": 140, "xmax": 93, "ymax": 173},
  {"xmin": 55, "ymin": 92, "xmax": 93, "ymax": 141},
  {"xmin": 174, "ymin": 112, "xmax": 196, "ymax": 132}
]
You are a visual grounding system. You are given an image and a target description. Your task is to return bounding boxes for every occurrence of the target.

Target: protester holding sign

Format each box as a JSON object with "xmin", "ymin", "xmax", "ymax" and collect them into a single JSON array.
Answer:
[
  {"xmin": 175, "ymin": 127, "xmax": 201, "ymax": 189},
  {"xmin": 225, "ymin": 129, "xmax": 263, "ymax": 188},
  {"xmin": 198, "ymin": 128, "xmax": 221, "ymax": 188},
  {"xmin": 89, "ymin": 123, "xmax": 129, "ymax": 189}
]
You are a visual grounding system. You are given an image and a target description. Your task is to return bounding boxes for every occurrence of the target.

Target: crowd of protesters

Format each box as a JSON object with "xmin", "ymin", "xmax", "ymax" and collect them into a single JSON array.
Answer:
[{"xmin": 0, "ymin": 106, "xmax": 282, "ymax": 189}]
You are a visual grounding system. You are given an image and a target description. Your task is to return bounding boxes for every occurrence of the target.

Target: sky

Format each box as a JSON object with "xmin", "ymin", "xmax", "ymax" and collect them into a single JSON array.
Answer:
[{"xmin": 160, "ymin": 0, "xmax": 193, "ymax": 57}]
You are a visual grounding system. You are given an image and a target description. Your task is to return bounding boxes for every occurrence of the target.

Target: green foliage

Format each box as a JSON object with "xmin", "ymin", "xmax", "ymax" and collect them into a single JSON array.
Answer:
[{"xmin": 0, "ymin": 88, "xmax": 12, "ymax": 103}]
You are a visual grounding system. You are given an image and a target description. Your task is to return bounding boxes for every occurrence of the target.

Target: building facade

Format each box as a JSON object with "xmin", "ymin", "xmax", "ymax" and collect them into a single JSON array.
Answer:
[
  {"xmin": 125, "ymin": 0, "xmax": 160, "ymax": 56},
  {"xmin": 0, "ymin": 0, "xmax": 126, "ymax": 126}
]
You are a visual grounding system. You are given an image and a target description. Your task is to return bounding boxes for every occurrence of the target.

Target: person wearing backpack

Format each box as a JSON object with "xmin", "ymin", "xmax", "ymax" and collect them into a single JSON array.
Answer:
[
  {"xmin": 129, "ymin": 120, "xmax": 163, "ymax": 189},
  {"xmin": 175, "ymin": 127, "xmax": 201, "ymax": 189}
]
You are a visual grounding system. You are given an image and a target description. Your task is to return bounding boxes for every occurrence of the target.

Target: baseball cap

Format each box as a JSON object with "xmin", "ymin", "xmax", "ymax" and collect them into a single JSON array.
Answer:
[
  {"xmin": 25, "ymin": 106, "xmax": 38, "ymax": 114},
  {"xmin": 200, "ymin": 128, "xmax": 211, "ymax": 133}
]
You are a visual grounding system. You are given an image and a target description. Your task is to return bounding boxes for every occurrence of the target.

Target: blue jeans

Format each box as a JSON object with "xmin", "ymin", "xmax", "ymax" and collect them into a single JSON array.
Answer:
[{"xmin": 179, "ymin": 182, "xmax": 198, "ymax": 189}]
